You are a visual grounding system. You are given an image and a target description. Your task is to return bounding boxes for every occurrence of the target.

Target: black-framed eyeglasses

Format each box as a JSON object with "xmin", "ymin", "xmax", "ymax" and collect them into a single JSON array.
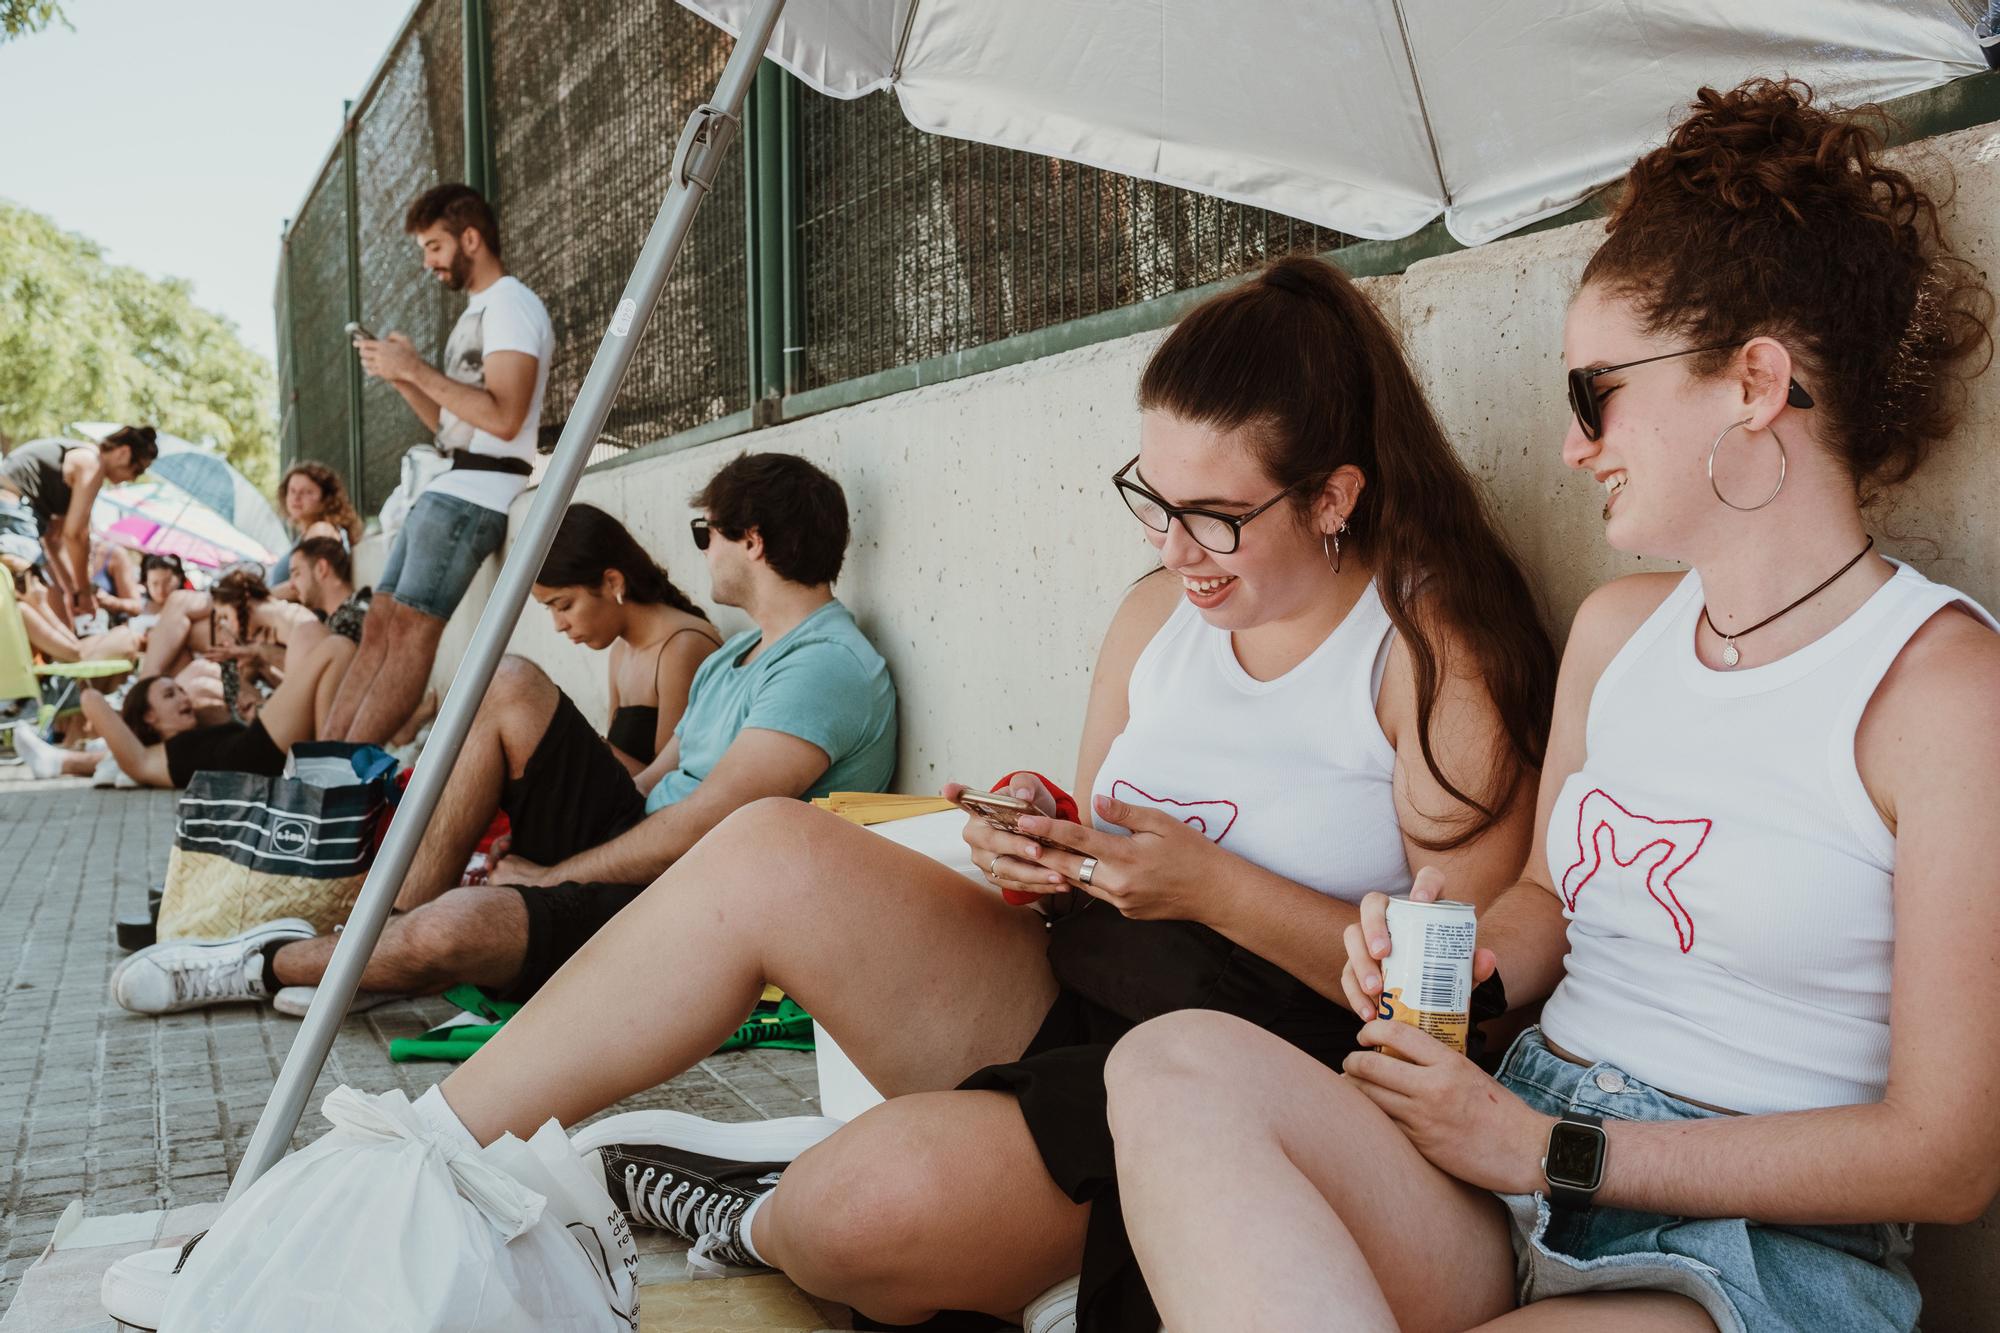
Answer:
[
  {"xmin": 689, "ymin": 516, "xmax": 711, "ymax": 551},
  {"xmin": 1111, "ymin": 456, "xmax": 1294, "ymax": 555},
  {"xmin": 1567, "ymin": 341, "xmax": 1814, "ymax": 442}
]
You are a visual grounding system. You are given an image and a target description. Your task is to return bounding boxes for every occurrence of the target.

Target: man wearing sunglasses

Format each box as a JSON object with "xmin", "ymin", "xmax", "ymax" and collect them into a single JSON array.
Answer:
[{"xmin": 114, "ymin": 452, "xmax": 898, "ymax": 1019}]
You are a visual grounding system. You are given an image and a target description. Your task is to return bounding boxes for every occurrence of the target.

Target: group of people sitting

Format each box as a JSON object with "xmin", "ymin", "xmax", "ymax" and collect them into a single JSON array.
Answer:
[{"xmin": 81, "ymin": 80, "xmax": 2000, "ymax": 1332}]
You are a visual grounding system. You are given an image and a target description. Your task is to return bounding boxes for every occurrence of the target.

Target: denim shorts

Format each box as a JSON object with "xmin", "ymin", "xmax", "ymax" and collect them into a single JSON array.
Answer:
[
  {"xmin": 375, "ymin": 490, "xmax": 508, "ymax": 622},
  {"xmin": 0, "ymin": 492, "xmax": 42, "ymax": 563},
  {"xmin": 1494, "ymin": 1028, "xmax": 1919, "ymax": 1333}
]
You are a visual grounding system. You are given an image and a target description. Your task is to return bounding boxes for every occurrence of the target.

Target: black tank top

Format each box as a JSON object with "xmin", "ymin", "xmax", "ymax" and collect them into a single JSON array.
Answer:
[
  {"xmin": 164, "ymin": 719, "xmax": 286, "ymax": 788},
  {"xmin": 0, "ymin": 439, "xmax": 78, "ymax": 529},
  {"xmin": 605, "ymin": 626, "xmax": 719, "ymax": 763}
]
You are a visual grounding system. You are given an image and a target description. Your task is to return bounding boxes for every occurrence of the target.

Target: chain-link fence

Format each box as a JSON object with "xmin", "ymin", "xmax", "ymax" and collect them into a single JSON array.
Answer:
[{"xmin": 276, "ymin": 0, "xmax": 1347, "ymax": 515}]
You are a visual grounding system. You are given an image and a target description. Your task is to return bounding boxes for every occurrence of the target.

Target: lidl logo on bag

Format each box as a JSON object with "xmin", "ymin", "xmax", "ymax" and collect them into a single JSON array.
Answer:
[{"xmin": 270, "ymin": 818, "xmax": 311, "ymax": 857}]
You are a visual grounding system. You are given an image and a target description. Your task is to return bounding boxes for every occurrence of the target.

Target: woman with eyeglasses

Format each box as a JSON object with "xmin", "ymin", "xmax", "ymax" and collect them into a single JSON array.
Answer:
[
  {"xmin": 412, "ymin": 252, "xmax": 1555, "ymax": 1331},
  {"xmin": 1104, "ymin": 79, "xmax": 1999, "ymax": 1333}
]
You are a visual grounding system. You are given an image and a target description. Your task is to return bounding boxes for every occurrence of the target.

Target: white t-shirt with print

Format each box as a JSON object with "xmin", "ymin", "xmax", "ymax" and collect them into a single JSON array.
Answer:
[{"xmin": 428, "ymin": 274, "xmax": 554, "ymax": 513}]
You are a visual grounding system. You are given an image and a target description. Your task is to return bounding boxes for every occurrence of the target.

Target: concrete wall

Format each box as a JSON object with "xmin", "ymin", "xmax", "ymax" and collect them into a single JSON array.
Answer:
[{"xmin": 361, "ymin": 120, "xmax": 2000, "ymax": 1319}]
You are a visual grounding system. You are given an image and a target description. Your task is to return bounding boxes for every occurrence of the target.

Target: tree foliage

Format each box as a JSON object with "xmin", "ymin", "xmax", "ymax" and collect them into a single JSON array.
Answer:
[
  {"xmin": 1, "ymin": 0, "xmax": 69, "ymax": 42},
  {"xmin": 0, "ymin": 200, "xmax": 277, "ymax": 490}
]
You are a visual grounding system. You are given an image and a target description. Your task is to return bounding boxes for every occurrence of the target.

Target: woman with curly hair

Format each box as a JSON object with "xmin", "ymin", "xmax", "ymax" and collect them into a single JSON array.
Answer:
[
  {"xmin": 1104, "ymin": 78, "xmax": 1999, "ymax": 1333},
  {"xmin": 269, "ymin": 461, "xmax": 364, "ymax": 598}
]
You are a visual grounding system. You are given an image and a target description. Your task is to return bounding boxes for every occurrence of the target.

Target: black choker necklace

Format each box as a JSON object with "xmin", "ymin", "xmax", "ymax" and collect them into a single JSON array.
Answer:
[{"xmin": 1701, "ymin": 536, "xmax": 1875, "ymax": 668}]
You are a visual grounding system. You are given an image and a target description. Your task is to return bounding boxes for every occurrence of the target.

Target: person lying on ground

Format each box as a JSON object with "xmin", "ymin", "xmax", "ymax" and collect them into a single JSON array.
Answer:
[
  {"xmin": 0, "ymin": 425, "xmax": 156, "ymax": 622},
  {"xmin": 285, "ymin": 255, "xmax": 1549, "ymax": 1332},
  {"xmin": 268, "ymin": 461, "xmax": 364, "ymax": 600},
  {"xmin": 324, "ymin": 184, "xmax": 554, "ymax": 745},
  {"xmin": 113, "ymin": 453, "xmax": 895, "ymax": 1019},
  {"xmin": 82, "ymin": 632, "xmax": 358, "ymax": 790},
  {"xmin": 1102, "ymin": 79, "xmax": 2000, "ymax": 1333}
]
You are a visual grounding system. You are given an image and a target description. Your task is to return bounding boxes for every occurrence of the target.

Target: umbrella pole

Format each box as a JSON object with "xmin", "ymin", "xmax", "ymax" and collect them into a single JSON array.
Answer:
[{"xmin": 227, "ymin": 0, "xmax": 788, "ymax": 1199}]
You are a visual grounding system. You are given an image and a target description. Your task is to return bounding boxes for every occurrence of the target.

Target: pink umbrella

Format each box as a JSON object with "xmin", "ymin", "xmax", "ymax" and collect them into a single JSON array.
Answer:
[{"xmin": 105, "ymin": 515, "xmax": 243, "ymax": 570}]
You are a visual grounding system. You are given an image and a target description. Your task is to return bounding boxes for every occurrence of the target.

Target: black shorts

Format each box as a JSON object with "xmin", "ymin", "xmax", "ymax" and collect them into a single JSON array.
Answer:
[
  {"xmin": 501, "ymin": 880, "xmax": 646, "ymax": 1003},
  {"xmin": 959, "ymin": 931, "xmax": 1366, "ymax": 1333},
  {"xmin": 499, "ymin": 689, "xmax": 648, "ymax": 865}
]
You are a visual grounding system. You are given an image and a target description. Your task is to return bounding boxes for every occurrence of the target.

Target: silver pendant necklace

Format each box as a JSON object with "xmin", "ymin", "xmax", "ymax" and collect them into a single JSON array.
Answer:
[{"xmin": 1700, "ymin": 536, "xmax": 1874, "ymax": 669}]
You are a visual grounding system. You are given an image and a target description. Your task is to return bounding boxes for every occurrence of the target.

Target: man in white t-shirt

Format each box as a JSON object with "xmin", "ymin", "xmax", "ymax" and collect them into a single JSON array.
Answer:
[{"xmin": 327, "ymin": 184, "xmax": 555, "ymax": 744}]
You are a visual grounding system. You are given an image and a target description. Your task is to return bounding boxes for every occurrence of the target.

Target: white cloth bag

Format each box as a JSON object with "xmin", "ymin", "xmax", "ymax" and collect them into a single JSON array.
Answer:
[{"xmin": 160, "ymin": 1086, "xmax": 639, "ymax": 1332}]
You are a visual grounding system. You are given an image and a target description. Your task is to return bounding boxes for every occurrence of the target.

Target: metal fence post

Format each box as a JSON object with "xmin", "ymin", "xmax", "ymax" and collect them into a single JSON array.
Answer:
[
  {"xmin": 462, "ymin": 0, "xmax": 494, "ymax": 196},
  {"xmin": 341, "ymin": 101, "xmax": 365, "ymax": 496},
  {"xmin": 744, "ymin": 61, "xmax": 798, "ymax": 420},
  {"xmin": 277, "ymin": 221, "xmax": 299, "ymax": 474},
  {"xmin": 778, "ymin": 69, "xmax": 804, "ymax": 395}
]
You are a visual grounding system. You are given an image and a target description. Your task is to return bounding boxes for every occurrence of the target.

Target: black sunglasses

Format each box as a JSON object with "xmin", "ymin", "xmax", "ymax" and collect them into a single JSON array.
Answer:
[
  {"xmin": 1112, "ymin": 456, "xmax": 1295, "ymax": 555},
  {"xmin": 689, "ymin": 516, "xmax": 711, "ymax": 551},
  {"xmin": 1567, "ymin": 341, "xmax": 1814, "ymax": 442}
]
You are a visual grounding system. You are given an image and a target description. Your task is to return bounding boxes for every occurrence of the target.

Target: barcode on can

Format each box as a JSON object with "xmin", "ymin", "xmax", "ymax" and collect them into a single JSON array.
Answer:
[{"xmin": 1418, "ymin": 920, "xmax": 1474, "ymax": 1009}]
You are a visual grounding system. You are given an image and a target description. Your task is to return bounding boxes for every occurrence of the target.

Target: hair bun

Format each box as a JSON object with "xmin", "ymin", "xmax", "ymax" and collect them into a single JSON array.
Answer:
[{"xmin": 1651, "ymin": 78, "xmax": 1886, "ymax": 225}]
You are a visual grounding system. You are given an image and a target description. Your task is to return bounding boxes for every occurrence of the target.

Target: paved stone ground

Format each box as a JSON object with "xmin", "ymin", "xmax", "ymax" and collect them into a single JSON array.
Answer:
[{"xmin": 0, "ymin": 780, "xmax": 822, "ymax": 1319}]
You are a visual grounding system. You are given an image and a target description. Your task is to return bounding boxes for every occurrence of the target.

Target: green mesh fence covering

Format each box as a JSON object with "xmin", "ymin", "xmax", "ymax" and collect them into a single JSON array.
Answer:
[
  {"xmin": 485, "ymin": 0, "xmax": 749, "ymax": 452},
  {"xmin": 276, "ymin": 1, "xmax": 1342, "ymax": 509}
]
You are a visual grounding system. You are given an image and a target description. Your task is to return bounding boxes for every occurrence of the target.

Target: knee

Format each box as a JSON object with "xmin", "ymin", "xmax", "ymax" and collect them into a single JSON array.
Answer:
[
  {"xmin": 777, "ymin": 1118, "xmax": 943, "ymax": 1281},
  {"xmin": 486, "ymin": 654, "xmax": 554, "ymax": 725},
  {"xmin": 1104, "ymin": 1010, "xmax": 1268, "ymax": 1139},
  {"xmin": 712, "ymin": 796, "xmax": 829, "ymax": 850},
  {"xmin": 391, "ymin": 895, "xmax": 481, "ymax": 978}
]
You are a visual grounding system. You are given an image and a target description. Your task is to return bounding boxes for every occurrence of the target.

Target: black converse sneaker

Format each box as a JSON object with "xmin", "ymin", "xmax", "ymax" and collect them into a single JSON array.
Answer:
[{"xmin": 570, "ymin": 1110, "xmax": 842, "ymax": 1276}]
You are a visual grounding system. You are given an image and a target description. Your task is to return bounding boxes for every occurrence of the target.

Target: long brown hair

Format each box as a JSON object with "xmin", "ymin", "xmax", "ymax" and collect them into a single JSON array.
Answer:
[
  {"xmin": 1138, "ymin": 254, "xmax": 1556, "ymax": 849},
  {"xmin": 1581, "ymin": 77, "xmax": 1991, "ymax": 492},
  {"xmin": 280, "ymin": 462, "xmax": 365, "ymax": 545},
  {"xmin": 210, "ymin": 568, "xmax": 270, "ymax": 641},
  {"xmin": 539, "ymin": 504, "xmax": 708, "ymax": 620},
  {"xmin": 122, "ymin": 676, "xmax": 168, "ymax": 746}
]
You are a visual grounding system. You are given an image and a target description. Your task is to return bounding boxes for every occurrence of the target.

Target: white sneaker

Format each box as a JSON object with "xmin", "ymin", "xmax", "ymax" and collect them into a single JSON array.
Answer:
[
  {"xmin": 11, "ymin": 721, "xmax": 65, "ymax": 780},
  {"xmin": 110, "ymin": 919, "xmax": 315, "ymax": 1015},
  {"xmin": 1024, "ymin": 1275, "xmax": 1080, "ymax": 1333},
  {"xmin": 100, "ymin": 1233, "xmax": 203, "ymax": 1330},
  {"xmin": 91, "ymin": 755, "xmax": 140, "ymax": 788},
  {"xmin": 271, "ymin": 985, "xmax": 405, "ymax": 1018}
]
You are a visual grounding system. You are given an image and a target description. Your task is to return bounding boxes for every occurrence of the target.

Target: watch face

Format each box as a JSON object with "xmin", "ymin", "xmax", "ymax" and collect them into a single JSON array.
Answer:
[{"xmin": 1545, "ymin": 1122, "xmax": 1605, "ymax": 1189}]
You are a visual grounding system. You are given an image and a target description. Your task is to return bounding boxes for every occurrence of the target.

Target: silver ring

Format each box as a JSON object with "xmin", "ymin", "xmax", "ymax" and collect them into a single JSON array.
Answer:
[
  {"xmin": 986, "ymin": 853, "xmax": 1002, "ymax": 878},
  {"xmin": 1078, "ymin": 857, "xmax": 1099, "ymax": 887}
]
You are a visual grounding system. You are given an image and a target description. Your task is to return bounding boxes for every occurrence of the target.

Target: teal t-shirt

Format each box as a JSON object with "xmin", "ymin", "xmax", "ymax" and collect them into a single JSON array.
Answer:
[{"xmin": 643, "ymin": 598, "xmax": 898, "ymax": 813}]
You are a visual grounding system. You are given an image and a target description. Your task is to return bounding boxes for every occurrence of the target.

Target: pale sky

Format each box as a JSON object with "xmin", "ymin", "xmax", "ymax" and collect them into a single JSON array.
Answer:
[{"xmin": 0, "ymin": 0, "xmax": 420, "ymax": 362}]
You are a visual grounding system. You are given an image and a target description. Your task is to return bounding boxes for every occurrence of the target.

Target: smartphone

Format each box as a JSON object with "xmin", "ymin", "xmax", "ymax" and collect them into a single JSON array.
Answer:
[
  {"xmin": 954, "ymin": 787, "xmax": 1082, "ymax": 853},
  {"xmin": 344, "ymin": 321, "xmax": 377, "ymax": 342}
]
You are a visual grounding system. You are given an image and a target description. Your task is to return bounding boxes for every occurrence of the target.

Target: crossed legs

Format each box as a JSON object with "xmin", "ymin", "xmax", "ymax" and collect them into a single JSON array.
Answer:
[{"xmin": 437, "ymin": 800, "xmax": 1090, "ymax": 1322}]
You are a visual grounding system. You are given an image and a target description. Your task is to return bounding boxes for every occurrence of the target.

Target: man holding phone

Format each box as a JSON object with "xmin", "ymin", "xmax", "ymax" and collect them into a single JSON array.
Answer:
[
  {"xmin": 114, "ymin": 453, "xmax": 901, "ymax": 1018},
  {"xmin": 324, "ymin": 183, "xmax": 555, "ymax": 744}
]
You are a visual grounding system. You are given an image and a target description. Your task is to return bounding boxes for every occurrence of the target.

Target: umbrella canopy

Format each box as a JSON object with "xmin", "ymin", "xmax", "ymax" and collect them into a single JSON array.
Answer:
[
  {"xmin": 679, "ymin": 1, "xmax": 1987, "ymax": 246},
  {"xmin": 72, "ymin": 422, "xmax": 289, "ymax": 558},
  {"xmin": 92, "ymin": 476, "xmax": 280, "ymax": 570}
]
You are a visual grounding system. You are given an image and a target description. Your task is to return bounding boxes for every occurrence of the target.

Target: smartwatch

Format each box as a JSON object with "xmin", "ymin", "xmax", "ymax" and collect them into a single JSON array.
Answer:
[{"xmin": 1541, "ymin": 1111, "xmax": 1606, "ymax": 1210}]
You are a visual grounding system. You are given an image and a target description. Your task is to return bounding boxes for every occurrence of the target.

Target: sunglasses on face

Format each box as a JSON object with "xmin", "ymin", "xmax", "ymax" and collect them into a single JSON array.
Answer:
[
  {"xmin": 1566, "ymin": 341, "xmax": 1815, "ymax": 442},
  {"xmin": 689, "ymin": 517, "xmax": 711, "ymax": 551},
  {"xmin": 1111, "ymin": 456, "xmax": 1295, "ymax": 556}
]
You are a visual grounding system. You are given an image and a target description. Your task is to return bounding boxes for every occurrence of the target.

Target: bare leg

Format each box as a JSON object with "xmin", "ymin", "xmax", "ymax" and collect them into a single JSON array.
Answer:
[
  {"xmin": 270, "ymin": 887, "xmax": 529, "ymax": 994},
  {"xmin": 1106, "ymin": 1010, "xmax": 1517, "ymax": 1333},
  {"xmin": 60, "ymin": 750, "xmax": 98, "ymax": 778},
  {"xmin": 1472, "ymin": 1293, "xmax": 1718, "ymax": 1331},
  {"xmin": 254, "ymin": 634, "xmax": 355, "ymax": 751},
  {"xmin": 442, "ymin": 800, "xmax": 1057, "ymax": 1140},
  {"xmin": 755, "ymin": 1091, "xmax": 1088, "ymax": 1323},
  {"xmin": 342, "ymin": 603, "xmax": 445, "ymax": 744},
  {"xmin": 138, "ymin": 590, "xmax": 204, "ymax": 676},
  {"xmin": 392, "ymin": 654, "xmax": 559, "ymax": 910},
  {"xmin": 321, "ymin": 595, "xmax": 394, "ymax": 740}
]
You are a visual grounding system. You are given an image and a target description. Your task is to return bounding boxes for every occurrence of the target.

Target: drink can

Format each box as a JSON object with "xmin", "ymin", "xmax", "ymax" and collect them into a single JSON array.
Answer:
[{"xmin": 1376, "ymin": 898, "xmax": 1476, "ymax": 1053}]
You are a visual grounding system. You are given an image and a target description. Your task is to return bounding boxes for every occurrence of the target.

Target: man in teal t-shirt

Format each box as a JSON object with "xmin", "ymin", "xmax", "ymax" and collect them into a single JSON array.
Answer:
[{"xmin": 112, "ymin": 453, "xmax": 901, "ymax": 1016}]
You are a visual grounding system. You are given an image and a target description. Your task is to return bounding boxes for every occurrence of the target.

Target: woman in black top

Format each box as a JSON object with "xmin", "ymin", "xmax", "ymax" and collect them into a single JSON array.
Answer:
[
  {"xmin": 82, "ymin": 631, "xmax": 356, "ymax": 789},
  {"xmin": 531, "ymin": 504, "xmax": 721, "ymax": 793},
  {"xmin": 0, "ymin": 427, "xmax": 156, "ymax": 623}
]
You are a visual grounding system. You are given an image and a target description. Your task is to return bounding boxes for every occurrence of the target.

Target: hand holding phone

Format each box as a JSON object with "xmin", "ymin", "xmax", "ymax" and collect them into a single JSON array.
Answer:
[
  {"xmin": 344, "ymin": 321, "xmax": 378, "ymax": 343},
  {"xmin": 952, "ymin": 786, "xmax": 1082, "ymax": 854}
]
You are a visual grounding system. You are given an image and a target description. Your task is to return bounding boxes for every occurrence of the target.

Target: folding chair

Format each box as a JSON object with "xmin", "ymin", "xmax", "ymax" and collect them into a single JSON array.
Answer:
[{"xmin": 0, "ymin": 573, "xmax": 132, "ymax": 740}]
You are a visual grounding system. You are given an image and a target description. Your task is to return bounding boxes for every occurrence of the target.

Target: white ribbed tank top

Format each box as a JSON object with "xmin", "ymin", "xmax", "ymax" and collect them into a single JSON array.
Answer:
[
  {"xmin": 1539, "ymin": 561, "xmax": 1998, "ymax": 1114},
  {"xmin": 1090, "ymin": 581, "xmax": 1411, "ymax": 903}
]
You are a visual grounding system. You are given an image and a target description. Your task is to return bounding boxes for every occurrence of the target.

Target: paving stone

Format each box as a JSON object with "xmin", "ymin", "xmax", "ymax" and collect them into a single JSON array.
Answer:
[{"xmin": 0, "ymin": 784, "xmax": 825, "ymax": 1319}]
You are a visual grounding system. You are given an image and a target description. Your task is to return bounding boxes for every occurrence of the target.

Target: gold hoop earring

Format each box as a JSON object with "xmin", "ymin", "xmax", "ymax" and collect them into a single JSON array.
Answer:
[{"xmin": 1708, "ymin": 418, "xmax": 1787, "ymax": 512}]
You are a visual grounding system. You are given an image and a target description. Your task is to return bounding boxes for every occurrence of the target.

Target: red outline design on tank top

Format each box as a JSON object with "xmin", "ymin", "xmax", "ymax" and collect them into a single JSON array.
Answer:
[
  {"xmin": 1559, "ymin": 788, "xmax": 1710, "ymax": 954},
  {"xmin": 1108, "ymin": 780, "xmax": 1240, "ymax": 845}
]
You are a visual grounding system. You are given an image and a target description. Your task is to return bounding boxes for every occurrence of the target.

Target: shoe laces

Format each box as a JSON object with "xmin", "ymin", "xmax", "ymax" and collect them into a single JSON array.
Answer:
[
  {"xmin": 172, "ymin": 945, "xmax": 259, "ymax": 1005},
  {"xmin": 621, "ymin": 1163, "xmax": 775, "ymax": 1273}
]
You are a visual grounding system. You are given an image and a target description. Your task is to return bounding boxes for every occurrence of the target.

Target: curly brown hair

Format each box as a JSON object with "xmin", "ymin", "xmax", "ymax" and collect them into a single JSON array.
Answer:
[
  {"xmin": 279, "ymin": 463, "xmax": 364, "ymax": 545},
  {"xmin": 1580, "ymin": 77, "xmax": 1992, "ymax": 493}
]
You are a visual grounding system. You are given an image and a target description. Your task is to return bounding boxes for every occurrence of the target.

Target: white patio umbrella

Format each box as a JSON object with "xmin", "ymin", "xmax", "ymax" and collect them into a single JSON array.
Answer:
[{"xmin": 677, "ymin": 0, "xmax": 1987, "ymax": 245}]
